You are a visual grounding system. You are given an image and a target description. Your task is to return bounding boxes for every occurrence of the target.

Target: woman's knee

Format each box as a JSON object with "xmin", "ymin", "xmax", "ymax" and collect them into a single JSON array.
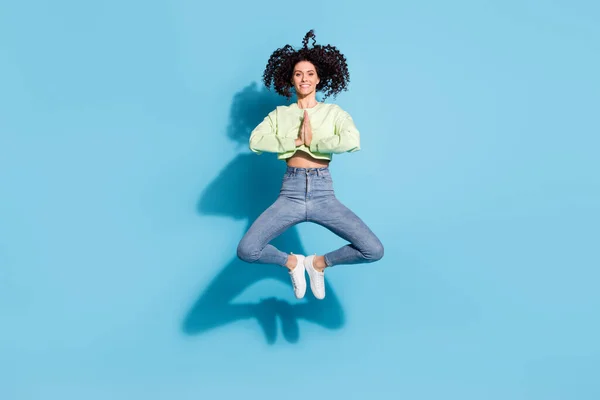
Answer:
[
  {"xmin": 236, "ymin": 239, "xmax": 259, "ymax": 263},
  {"xmin": 366, "ymin": 239, "xmax": 384, "ymax": 262}
]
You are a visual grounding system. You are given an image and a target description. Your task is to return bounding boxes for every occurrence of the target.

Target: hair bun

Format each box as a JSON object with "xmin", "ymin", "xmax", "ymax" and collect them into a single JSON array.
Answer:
[{"xmin": 302, "ymin": 29, "xmax": 317, "ymax": 49}]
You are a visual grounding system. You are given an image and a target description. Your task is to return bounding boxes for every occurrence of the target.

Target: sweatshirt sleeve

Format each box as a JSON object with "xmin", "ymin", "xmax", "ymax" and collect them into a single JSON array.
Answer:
[
  {"xmin": 249, "ymin": 109, "xmax": 296, "ymax": 154},
  {"xmin": 309, "ymin": 110, "xmax": 361, "ymax": 154}
]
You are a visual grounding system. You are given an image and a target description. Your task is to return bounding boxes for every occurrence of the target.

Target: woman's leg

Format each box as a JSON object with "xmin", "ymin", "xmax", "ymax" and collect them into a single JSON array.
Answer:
[
  {"xmin": 309, "ymin": 195, "xmax": 384, "ymax": 268},
  {"xmin": 237, "ymin": 195, "xmax": 305, "ymax": 267}
]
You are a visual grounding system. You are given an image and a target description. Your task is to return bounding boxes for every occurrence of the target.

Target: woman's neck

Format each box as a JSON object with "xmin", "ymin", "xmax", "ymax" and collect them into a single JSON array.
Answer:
[{"xmin": 296, "ymin": 95, "xmax": 318, "ymax": 110}]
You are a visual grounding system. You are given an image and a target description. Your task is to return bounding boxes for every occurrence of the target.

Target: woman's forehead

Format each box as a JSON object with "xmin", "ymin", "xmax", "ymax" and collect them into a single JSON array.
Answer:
[{"xmin": 294, "ymin": 61, "xmax": 316, "ymax": 71}]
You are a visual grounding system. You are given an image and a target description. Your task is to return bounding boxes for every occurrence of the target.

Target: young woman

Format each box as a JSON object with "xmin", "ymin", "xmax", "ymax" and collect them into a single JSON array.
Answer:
[{"xmin": 237, "ymin": 30, "xmax": 384, "ymax": 300}]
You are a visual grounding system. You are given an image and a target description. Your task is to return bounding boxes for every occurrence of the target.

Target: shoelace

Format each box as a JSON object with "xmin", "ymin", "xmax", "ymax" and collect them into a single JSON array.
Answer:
[
  {"xmin": 290, "ymin": 272, "xmax": 298, "ymax": 288},
  {"xmin": 315, "ymin": 274, "xmax": 324, "ymax": 290},
  {"xmin": 308, "ymin": 255, "xmax": 325, "ymax": 289}
]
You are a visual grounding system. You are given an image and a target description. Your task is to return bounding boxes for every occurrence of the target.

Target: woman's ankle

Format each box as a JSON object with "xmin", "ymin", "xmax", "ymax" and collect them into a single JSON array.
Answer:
[
  {"xmin": 314, "ymin": 255, "xmax": 327, "ymax": 271},
  {"xmin": 285, "ymin": 254, "xmax": 297, "ymax": 270}
]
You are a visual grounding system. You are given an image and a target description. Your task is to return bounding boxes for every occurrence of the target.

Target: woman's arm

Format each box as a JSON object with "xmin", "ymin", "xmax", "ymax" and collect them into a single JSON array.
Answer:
[
  {"xmin": 308, "ymin": 110, "xmax": 361, "ymax": 154},
  {"xmin": 249, "ymin": 109, "xmax": 299, "ymax": 154}
]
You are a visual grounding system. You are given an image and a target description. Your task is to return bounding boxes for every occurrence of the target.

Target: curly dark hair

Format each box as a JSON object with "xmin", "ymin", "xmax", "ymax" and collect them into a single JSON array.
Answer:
[{"xmin": 262, "ymin": 30, "xmax": 350, "ymax": 100}]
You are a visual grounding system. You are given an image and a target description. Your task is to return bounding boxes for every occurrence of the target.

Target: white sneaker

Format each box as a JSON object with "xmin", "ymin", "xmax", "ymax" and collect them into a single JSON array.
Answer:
[
  {"xmin": 304, "ymin": 255, "xmax": 325, "ymax": 299},
  {"xmin": 288, "ymin": 253, "xmax": 306, "ymax": 299}
]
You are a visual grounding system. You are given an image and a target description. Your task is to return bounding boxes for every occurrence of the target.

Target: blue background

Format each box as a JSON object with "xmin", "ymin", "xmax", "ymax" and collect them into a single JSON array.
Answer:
[{"xmin": 1, "ymin": 0, "xmax": 599, "ymax": 399}]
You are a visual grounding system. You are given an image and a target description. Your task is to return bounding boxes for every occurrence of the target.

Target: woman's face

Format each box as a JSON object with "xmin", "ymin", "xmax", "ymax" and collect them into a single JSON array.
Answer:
[{"xmin": 292, "ymin": 61, "xmax": 320, "ymax": 97}]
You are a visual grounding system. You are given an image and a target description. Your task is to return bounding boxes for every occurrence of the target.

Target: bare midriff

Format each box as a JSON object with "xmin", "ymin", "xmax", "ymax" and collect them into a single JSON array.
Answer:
[{"xmin": 286, "ymin": 151, "xmax": 330, "ymax": 168}]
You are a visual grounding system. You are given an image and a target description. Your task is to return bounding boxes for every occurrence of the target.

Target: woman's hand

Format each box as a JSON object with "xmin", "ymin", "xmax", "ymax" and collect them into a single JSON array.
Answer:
[
  {"xmin": 295, "ymin": 124, "xmax": 304, "ymax": 147},
  {"xmin": 303, "ymin": 110, "xmax": 312, "ymax": 147},
  {"xmin": 295, "ymin": 115, "xmax": 306, "ymax": 147}
]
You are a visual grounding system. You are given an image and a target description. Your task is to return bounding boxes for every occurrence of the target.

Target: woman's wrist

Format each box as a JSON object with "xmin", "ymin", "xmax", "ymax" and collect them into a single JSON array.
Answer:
[{"xmin": 295, "ymin": 138, "xmax": 304, "ymax": 147}]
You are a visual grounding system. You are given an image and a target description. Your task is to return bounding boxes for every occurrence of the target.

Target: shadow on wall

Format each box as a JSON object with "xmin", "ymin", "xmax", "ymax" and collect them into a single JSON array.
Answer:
[{"xmin": 181, "ymin": 82, "xmax": 345, "ymax": 344}]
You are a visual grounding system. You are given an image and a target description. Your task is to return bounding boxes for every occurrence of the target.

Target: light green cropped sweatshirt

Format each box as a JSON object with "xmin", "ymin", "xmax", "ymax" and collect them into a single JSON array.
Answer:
[{"xmin": 249, "ymin": 102, "xmax": 361, "ymax": 161}]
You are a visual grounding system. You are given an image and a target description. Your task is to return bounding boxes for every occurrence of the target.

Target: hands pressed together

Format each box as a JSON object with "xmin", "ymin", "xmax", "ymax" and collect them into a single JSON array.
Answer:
[{"xmin": 295, "ymin": 110, "xmax": 313, "ymax": 148}]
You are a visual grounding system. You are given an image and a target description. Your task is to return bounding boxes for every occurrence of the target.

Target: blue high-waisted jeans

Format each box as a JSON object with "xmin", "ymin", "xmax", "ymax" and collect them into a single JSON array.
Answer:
[{"xmin": 237, "ymin": 166, "xmax": 384, "ymax": 267}]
